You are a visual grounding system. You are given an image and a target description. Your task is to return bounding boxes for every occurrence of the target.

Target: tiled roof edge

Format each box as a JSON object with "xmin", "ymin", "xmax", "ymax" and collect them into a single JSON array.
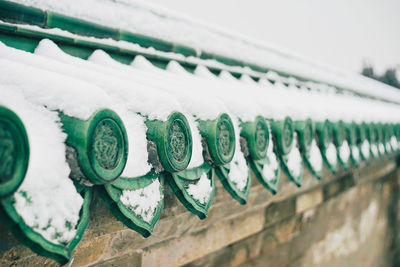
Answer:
[{"xmin": 0, "ymin": 0, "xmax": 399, "ymax": 105}]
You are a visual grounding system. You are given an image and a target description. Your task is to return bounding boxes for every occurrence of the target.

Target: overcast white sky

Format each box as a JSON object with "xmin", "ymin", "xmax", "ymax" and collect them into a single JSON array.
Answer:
[{"xmin": 146, "ymin": 0, "xmax": 400, "ymax": 74}]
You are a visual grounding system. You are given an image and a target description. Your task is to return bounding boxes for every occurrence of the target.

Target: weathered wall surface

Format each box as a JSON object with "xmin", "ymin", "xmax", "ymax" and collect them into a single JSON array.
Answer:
[{"xmin": 1, "ymin": 157, "xmax": 400, "ymax": 267}]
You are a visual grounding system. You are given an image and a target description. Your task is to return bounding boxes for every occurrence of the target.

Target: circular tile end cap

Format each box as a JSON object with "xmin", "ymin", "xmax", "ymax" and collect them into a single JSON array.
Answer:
[
  {"xmin": 0, "ymin": 106, "xmax": 29, "ymax": 197},
  {"xmin": 162, "ymin": 112, "xmax": 193, "ymax": 172},
  {"xmin": 86, "ymin": 109, "xmax": 128, "ymax": 184},
  {"xmin": 271, "ymin": 116, "xmax": 294, "ymax": 155},
  {"xmin": 241, "ymin": 116, "xmax": 269, "ymax": 160}
]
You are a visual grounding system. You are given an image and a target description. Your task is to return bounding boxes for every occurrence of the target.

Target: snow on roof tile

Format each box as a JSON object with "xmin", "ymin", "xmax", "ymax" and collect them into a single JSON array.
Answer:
[
  {"xmin": 1, "ymin": 2, "xmax": 400, "ymax": 264},
  {"xmin": 7, "ymin": 0, "xmax": 400, "ymax": 103}
]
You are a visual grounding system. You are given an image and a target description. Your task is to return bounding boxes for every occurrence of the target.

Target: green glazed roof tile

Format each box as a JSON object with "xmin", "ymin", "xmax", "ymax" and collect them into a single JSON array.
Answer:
[
  {"xmin": 0, "ymin": 186, "xmax": 92, "ymax": 265},
  {"xmin": 269, "ymin": 117, "xmax": 294, "ymax": 156},
  {"xmin": 248, "ymin": 157, "xmax": 280, "ymax": 194},
  {"xmin": 240, "ymin": 116, "xmax": 270, "ymax": 161},
  {"xmin": 46, "ymin": 11, "xmax": 119, "ymax": 39},
  {"xmin": 0, "ymin": 106, "xmax": 29, "ymax": 198},
  {"xmin": 198, "ymin": 113, "xmax": 236, "ymax": 166},
  {"xmin": 60, "ymin": 109, "xmax": 129, "ymax": 185},
  {"xmin": 302, "ymin": 152, "xmax": 323, "ymax": 180},
  {"xmin": 215, "ymin": 162, "xmax": 251, "ymax": 205},
  {"xmin": 167, "ymin": 162, "xmax": 215, "ymax": 219},
  {"xmin": 276, "ymin": 137, "xmax": 304, "ymax": 187},
  {"xmin": 0, "ymin": 0, "xmax": 46, "ymax": 27},
  {"xmin": 100, "ymin": 171, "xmax": 164, "ymax": 238},
  {"xmin": 1, "ymin": 2, "xmax": 400, "ymax": 263},
  {"xmin": 145, "ymin": 112, "xmax": 193, "ymax": 173}
]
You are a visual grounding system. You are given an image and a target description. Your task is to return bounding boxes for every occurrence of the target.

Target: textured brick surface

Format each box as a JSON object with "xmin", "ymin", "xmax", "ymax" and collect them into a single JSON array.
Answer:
[
  {"xmin": 141, "ymin": 208, "xmax": 265, "ymax": 267},
  {"xmin": 1, "ymin": 157, "xmax": 399, "ymax": 267},
  {"xmin": 187, "ymin": 169, "xmax": 397, "ymax": 267},
  {"xmin": 296, "ymin": 189, "xmax": 323, "ymax": 214}
]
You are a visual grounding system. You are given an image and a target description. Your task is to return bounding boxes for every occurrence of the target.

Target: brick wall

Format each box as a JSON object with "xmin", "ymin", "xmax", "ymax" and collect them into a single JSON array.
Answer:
[{"xmin": 1, "ymin": 158, "xmax": 400, "ymax": 266}]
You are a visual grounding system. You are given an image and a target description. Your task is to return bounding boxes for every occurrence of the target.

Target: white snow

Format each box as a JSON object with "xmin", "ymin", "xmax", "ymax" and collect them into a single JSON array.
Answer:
[
  {"xmin": 385, "ymin": 142, "xmax": 392, "ymax": 153},
  {"xmin": 2, "ymin": 26, "xmax": 400, "ymax": 124},
  {"xmin": 371, "ymin": 144, "xmax": 378, "ymax": 157},
  {"xmin": 34, "ymin": 39, "xmax": 182, "ymax": 121},
  {"xmin": 9, "ymin": 0, "xmax": 400, "ymax": 103},
  {"xmin": 262, "ymin": 138, "xmax": 279, "ymax": 181},
  {"xmin": 0, "ymin": 5, "xmax": 399, "ymax": 239},
  {"xmin": 185, "ymin": 118, "xmax": 205, "ymax": 169},
  {"xmin": 286, "ymin": 133, "xmax": 302, "ymax": 178},
  {"xmin": 228, "ymin": 119, "xmax": 249, "ymax": 191},
  {"xmin": 379, "ymin": 143, "xmax": 385, "ymax": 155},
  {"xmin": 130, "ymin": 55, "xmax": 229, "ymax": 120},
  {"xmin": 351, "ymin": 146, "xmax": 360, "ymax": 162},
  {"xmin": 361, "ymin": 140, "xmax": 370, "ymax": 159},
  {"xmin": 0, "ymin": 41, "xmax": 155, "ymax": 177},
  {"xmin": 0, "ymin": 57, "xmax": 113, "ymax": 121},
  {"xmin": 326, "ymin": 143, "xmax": 337, "ymax": 167},
  {"xmin": 0, "ymin": 20, "xmax": 187, "ymax": 62},
  {"xmin": 116, "ymin": 113, "xmax": 152, "ymax": 177},
  {"xmin": 309, "ymin": 139, "xmax": 323, "ymax": 172},
  {"xmin": 186, "ymin": 173, "xmax": 213, "ymax": 204},
  {"xmin": 5, "ymin": 38, "xmax": 205, "ymax": 174},
  {"xmin": 1, "ymin": 88, "xmax": 83, "ymax": 245},
  {"xmin": 88, "ymin": 51, "xmax": 205, "ymax": 168},
  {"xmin": 119, "ymin": 179, "xmax": 162, "ymax": 223},
  {"xmin": 390, "ymin": 136, "xmax": 399, "ymax": 151},
  {"xmin": 339, "ymin": 140, "xmax": 350, "ymax": 163},
  {"xmin": 228, "ymin": 155, "xmax": 248, "ymax": 191}
]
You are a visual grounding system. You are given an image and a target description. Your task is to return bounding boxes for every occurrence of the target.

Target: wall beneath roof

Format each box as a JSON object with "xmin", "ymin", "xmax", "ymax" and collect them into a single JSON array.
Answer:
[{"xmin": 1, "ymin": 158, "xmax": 400, "ymax": 267}]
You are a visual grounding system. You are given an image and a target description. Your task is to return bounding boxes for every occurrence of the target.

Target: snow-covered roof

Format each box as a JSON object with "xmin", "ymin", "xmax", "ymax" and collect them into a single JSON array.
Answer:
[
  {"xmin": 0, "ymin": 1, "xmax": 399, "ymax": 264},
  {"xmin": 6, "ymin": 0, "xmax": 400, "ymax": 103}
]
